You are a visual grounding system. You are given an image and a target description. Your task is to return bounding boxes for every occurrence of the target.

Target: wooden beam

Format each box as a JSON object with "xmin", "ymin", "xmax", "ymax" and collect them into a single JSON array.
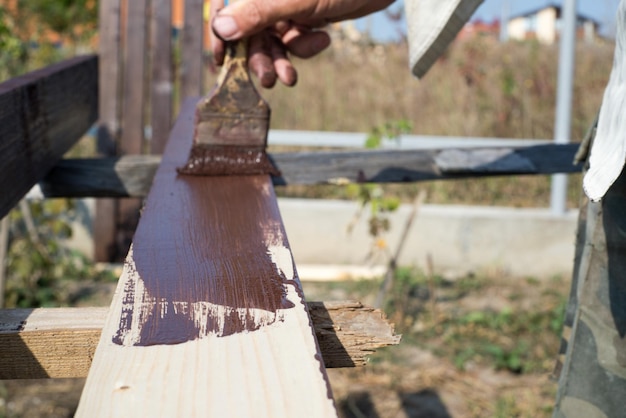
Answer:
[
  {"xmin": 307, "ymin": 301, "xmax": 401, "ymax": 367},
  {"xmin": 39, "ymin": 143, "xmax": 583, "ymax": 198},
  {"xmin": 0, "ymin": 307, "xmax": 107, "ymax": 379},
  {"xmin": 76, "ymin": 99, "xmax": 338, "ymax": 417},
  {"xmin": 271, "ymin": 143, "xmax": 582, "ymax": 185},
  {"xmin": 0, "ymin": 302, "xmax": 399, "ymax": 379},
  {"xmin": 41, "ymin": 155, "xmax": 161, "ymax": 198},
  {"xmin": 0, "ymin": 55, "xmax": 98, "ymax": 219}
]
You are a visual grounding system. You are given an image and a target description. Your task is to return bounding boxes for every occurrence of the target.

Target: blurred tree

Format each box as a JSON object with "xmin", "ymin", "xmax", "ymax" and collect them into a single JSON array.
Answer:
[
  {"xmin": 0, "ymin": 6, "xmax": 29, "ymax": 80},
  {"xmin": 18, "ymin": 0, "xmax": 98, "ymax": 47}
]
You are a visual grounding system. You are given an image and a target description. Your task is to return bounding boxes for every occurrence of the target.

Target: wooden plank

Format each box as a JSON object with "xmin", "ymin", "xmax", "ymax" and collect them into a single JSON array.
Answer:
[
  {"xmin": 271, "ymin": 143, "xmax": 583, "ymax": 185},
  {"xmin": 39, "ymin": 144, "xmax": 583, "ymax": 198},
  {"xmin": 116, "ymin": 0, "xmax": 148, "ymax": 260},
  {"xmin": 0, "ymin": 307, "xmax": 107, "ymax": 379},
  {"xmin": 308, "ymin": 301, "xmax": 401, "ymax": 368},
  {"xmin": 0, "ymin": 302, "xmax": 399, "ymax": 379},
  {"xmin": 0, "ymin": 55, "xmax": 98, "ymax": 219},
  {"xmin": 180, "ymin": 0, "xmax": 204, "ymax": 99},
  {"xmin": 97, "ymin": 0, "xmax": 122, "ymax": 157},
  {"xmin": 42, "ymin": 155, "xmax": 161, "ymax": 198},
  {"xmin": 95, "ymin": 0, "xmax": 122, "ymax": 262},
  {"xmin": 76, "ymin": 99, "xmax": 337, "ymax": 417},
  {"xmin": 150, "ymin": 0, "xmax": 173, "ymax": 154}
]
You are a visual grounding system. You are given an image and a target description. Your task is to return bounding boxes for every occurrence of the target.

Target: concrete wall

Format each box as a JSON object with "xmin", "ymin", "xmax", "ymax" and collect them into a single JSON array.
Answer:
[{"xmin": 279, "ymin": 199, "xmax": 577, "ymax": 279}]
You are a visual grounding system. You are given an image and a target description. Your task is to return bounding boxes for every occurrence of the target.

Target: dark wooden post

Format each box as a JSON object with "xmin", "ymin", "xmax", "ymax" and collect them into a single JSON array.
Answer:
[
  {"xmin": 181, "ymin": 0, "xmax": 204, "ymax": 100},
  {"xmin": 95, "ymin": 0, "xmax": 122, "ymax": 262},
  {"xmin": 150, "ymin": 0, "xmax": 173, "ymax": 154},
  {"xmin": 96, "ymin": 0, "xmax": 205, "ymax": 261}
]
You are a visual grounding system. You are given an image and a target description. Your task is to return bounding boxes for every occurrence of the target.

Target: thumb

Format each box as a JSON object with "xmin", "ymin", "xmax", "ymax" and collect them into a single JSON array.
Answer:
[{"xmin": 212, "ymin": 0, "xmax": 316, "ymax": 40}]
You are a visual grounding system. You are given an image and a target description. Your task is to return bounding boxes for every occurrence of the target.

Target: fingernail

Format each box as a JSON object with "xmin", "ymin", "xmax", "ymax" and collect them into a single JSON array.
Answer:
[{"xmin": 213, "ymin": 15, "xmax": 239, "ymax": 40}]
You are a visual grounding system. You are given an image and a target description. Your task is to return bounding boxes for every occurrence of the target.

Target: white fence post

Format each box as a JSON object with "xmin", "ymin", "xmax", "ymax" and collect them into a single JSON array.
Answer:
[{"xmin": 551, "ymin": 0, "xmax": 578, "ymax": 215}]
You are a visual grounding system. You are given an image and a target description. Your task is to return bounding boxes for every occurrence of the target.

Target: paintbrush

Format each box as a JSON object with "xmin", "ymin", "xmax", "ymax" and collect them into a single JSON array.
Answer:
[{"xmin": 177, "ymin": 38, "xmax": 279, "ymax": 176}]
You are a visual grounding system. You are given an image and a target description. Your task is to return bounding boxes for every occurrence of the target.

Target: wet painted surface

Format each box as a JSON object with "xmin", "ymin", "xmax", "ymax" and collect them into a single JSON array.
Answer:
[{"xmin": 112, "ymin": 102, "xmax": 296, "ymax": 346}]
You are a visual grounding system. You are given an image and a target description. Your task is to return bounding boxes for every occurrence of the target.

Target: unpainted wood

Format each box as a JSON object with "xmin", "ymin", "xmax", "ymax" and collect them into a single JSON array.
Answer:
[
  {"xmin": 0, "ymin": 308, "xmax": 107, "ymax": 379},
  {"xmin": 0, "ymin": 302, "xmax": 399, "ymax": 379},
  {"xmin": 308, "ymin": 301, "xmax": 401, "ymax": 368},
  {"xmin": 0, "ymin": 55, "xmax": 98, "ymax": 219},
  {"xmin": 39, "ymin": 144, "xmax": 582, "ymax": 198},
  {"xmin": 76, "ymin": 99, "xmax": 337, "ymax": 417}
]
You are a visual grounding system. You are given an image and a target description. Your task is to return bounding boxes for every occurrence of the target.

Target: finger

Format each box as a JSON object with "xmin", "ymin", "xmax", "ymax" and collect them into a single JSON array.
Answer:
[
  {"xmin": 248, "ymin": 33, "xmax": 277, "ymax": 88},
  {"xmin": 212, "ymin": 0, "xmax": 322, "ymax": 40},
  {"xmin": 270, "ymin": 36, "xmax": 297, "ymax": 86},
  {"xmin": 284, "ymin": 30, "xmax": 331, "ymax": 59},
  {"xmin": 210, "ymin": 0, "xmax": 226, "ymax": 64}
]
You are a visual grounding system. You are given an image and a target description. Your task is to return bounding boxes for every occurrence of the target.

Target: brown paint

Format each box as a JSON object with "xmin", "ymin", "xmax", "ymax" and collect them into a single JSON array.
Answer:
[
  {"xmin": 177, "ymin": 145, "xmax": 280, "ymax": 176},
  {"xmin": 112, "ymin": 101, "xmax": 295, "ymax": 346}
]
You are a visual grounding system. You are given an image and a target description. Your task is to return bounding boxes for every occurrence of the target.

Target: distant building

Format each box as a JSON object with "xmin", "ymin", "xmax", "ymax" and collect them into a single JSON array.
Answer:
[
  {"xmin": 507, "ymin": 4, "xmax": 599, "ymax": 44},
  {"xmin": 457, "ymin": 19, "xmax": 501, "ymax": 41}
]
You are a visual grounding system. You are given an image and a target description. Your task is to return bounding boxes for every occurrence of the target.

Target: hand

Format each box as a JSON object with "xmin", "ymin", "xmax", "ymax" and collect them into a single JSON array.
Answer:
[{"xmin": 210, "ymin": 0, "xmax": 394, "ymax": 88}]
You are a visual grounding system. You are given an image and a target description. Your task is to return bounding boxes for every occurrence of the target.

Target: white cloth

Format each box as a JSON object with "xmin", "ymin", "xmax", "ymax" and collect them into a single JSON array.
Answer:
[
  {"xmin": 583, "ymin": 0, "xmax": 626, "ymax": 201},
  {"xmin": 405, "ymin": 0, "xmax": 484, "ymax": 78}
]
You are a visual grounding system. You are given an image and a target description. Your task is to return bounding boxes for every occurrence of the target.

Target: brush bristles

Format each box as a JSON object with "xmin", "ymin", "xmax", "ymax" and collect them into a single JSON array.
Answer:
[{"xmin": 177, "ymin": 145, "xmax": 280, "ymax": 176}]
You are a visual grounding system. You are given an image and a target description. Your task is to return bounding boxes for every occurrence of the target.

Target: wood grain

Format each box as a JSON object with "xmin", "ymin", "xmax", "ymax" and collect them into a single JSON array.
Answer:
[
  {"xmin": 0, "ymin": 55, "xmax": 98, "ymax": 219},
  {"xmin": 94, "ymin": 0, "xmax": 122, "ymax": 262},
  {"xmin": 39, "ymin": 144, "xmax": 582, "ymax": 198},
  {"xmin": 0, "ymin": 308, "xmax": 107, "ymax": 379},
  {"xmin": 0, "ymin": 302, "xmax": 398, "ymax": 379},
  {"xmin": 308, "ymin": 301, "xmax": 401, "ymax": 367},
  {"xmin": 76, "ymin": 99, "xmax": 337, "ymax": 417}
]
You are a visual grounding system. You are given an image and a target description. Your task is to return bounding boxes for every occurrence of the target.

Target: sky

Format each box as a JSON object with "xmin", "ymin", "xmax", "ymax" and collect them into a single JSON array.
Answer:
[{"xmin": 356, "ymin": 0, "xmax": 622, "ymax": 42}]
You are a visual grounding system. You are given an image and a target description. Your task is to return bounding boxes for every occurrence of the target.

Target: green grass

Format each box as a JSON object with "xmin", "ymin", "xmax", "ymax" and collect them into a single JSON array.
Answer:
[{"xmin": 408, "ymin": 273, "xmax": 567, "ymax": 374}]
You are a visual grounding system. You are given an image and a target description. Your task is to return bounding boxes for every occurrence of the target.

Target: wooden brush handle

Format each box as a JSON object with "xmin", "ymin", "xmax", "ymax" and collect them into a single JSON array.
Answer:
[
  {"xmin": 217, "ymin": 0, "xmax": 249, "ymax": 85},
  {"xmin": 217, "ymin": 40, "xmax": 249, "ymax": 85}
]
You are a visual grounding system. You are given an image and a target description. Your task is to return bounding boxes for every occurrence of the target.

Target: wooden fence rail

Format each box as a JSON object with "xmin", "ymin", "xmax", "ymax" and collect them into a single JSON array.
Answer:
[
  {"xmin": 95, "ymin": 0, "xmax": 208, "ymax": 262},
  {"xmin": 0, "ymin": 301, "xmax": 399, "ymax": 379},
  {"xmin": 36, "ymin": 143, "xmax": 582, "ymax": 198},
  {"xmin": 0, "ymin": 55, "xmax": 98, "ymax": 220}
]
